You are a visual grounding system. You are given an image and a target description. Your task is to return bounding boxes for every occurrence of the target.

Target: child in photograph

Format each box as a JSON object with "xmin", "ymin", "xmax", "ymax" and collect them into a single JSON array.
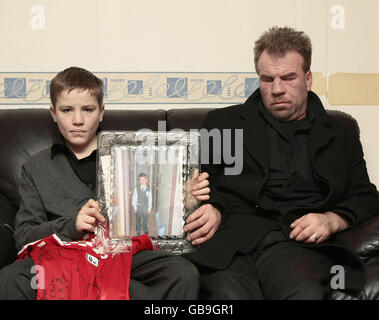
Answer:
[{"xmin": 131, "ymin": 172, "xmax": 152, "ymax": 235}]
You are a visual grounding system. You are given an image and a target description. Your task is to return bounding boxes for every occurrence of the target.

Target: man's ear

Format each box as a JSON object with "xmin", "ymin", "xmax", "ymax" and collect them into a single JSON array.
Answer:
[
  {"xmin": 305, "ymin": 70, "xmax": 313, "ymax": 91},
  {"xmin": 50, "ymin": 105, "xmax": 57, "ymax": 122},
  {"xmin": 99, "ymin": 104, "xmax": 105, "ymax": 122}
]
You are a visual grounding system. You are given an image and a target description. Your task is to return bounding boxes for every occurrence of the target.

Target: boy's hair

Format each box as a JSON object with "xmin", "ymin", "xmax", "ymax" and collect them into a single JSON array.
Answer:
[
  {"xmin": 138, "ymin": 173, "xmax": 147, "ymax": 179},
  {"xmin": 254, "ymin": 26, "xmax": 312, "ymax": 73},
  {"xmin": 50, "ymin": 67, "xmax": 104, "ymax": 107}
]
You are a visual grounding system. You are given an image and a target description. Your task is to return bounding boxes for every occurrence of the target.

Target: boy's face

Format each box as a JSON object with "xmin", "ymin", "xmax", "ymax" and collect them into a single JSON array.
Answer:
[
  {"xmin": 50, "ymin": 89, "xmax": 104, "ymax": 156},
  {"xmin": 139, "ymin": 176, "xmax": 148, "ymax": 186}
]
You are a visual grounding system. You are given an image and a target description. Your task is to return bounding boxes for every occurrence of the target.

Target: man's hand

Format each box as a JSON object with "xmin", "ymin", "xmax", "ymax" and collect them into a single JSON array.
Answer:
[
  {"xmin": 76, "ymin": 199, "xmax": 106, "ymax": 233},
  {"xmin": 184, "ymin": 170, "xmax": 210, "ymax": 209},
  {"xmin": 191, "ymin": 171, "xmax": 210, "ymax": 202},
  {"xmin": 289, "ymin": 211, "xmax": 350, "ymax": 243},
  {"xmin": 183, "ymin": 204, "xmax": 221, "ymax": 245}
]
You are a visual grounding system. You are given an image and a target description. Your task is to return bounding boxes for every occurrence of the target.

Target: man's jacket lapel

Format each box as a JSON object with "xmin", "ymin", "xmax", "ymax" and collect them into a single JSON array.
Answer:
[{"xmin": 236, "ymin": 91, "xmax": 269, "ymax": 171}]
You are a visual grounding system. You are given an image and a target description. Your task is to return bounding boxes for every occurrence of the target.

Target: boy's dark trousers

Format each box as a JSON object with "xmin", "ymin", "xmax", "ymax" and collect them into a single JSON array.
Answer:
[{"xmin": 136, "ymin": 204, "xmax": 149, "ymax": 235}]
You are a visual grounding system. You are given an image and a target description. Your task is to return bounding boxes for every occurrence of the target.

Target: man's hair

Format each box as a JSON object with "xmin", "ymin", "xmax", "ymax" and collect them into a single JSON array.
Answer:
[
  {"xmin": 50, "ymin": 66, "xmax": 104, "ymax": 107},
  {"xmin": 254, "ymin": 26, "xmax": 312, "ymax": 73}
]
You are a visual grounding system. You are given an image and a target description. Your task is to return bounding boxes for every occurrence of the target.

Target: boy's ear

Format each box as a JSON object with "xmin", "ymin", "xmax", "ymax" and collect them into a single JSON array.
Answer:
[
  {"xmin": 99, "ymin": 104, "xmax": 105, "ymax": 122},
  {"xmin": 50, "ymin": 105, "xmax": 57, "ymax": 122}
]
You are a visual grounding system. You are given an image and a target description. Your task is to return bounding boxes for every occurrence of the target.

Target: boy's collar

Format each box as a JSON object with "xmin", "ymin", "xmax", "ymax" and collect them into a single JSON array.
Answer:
[
  {"xmin": 51, "ymin": 126, "xmax": 101, "ymax": 159},
  {"xmin": 50, "ymin": 140, "xmax": 74, "ymax": 160},
  {"xmin": 50, "ymin": 134, "xmax": 68, "ymax": 159}
]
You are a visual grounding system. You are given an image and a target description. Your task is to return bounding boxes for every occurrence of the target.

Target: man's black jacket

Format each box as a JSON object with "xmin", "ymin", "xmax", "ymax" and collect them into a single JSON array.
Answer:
[{"xmin": 185, "ymin": 89, "xmax": 379, "ymax": 289}]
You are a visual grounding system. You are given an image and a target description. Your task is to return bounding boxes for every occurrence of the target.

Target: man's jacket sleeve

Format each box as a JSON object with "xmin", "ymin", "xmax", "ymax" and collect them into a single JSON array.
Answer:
[{"xmin": 199, "ymin": 111, "xmax": 226, "ymax": 214}]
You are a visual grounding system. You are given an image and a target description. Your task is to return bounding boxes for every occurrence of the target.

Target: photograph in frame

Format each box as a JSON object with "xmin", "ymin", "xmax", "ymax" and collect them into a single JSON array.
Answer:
[{"xmin": 94, "ymin": 130, "xmax": 200, "ymax": 255}]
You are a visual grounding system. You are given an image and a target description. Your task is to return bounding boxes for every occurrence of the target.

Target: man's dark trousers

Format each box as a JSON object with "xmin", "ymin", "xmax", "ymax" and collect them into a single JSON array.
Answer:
[{"xmin": 199, "ymin": 231, "xmax": 334, "ymax": 300}]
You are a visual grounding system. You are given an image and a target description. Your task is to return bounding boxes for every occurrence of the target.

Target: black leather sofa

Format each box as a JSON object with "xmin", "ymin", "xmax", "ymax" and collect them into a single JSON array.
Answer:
[{"xmin": 0, "ymin": 107, "xmax": 378, "ymax": 299}]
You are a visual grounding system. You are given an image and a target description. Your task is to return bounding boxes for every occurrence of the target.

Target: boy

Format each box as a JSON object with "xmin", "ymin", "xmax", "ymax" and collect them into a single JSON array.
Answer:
[
  {"xmin": 132, "ymin": 173, "xmax": 152, "ymax": 235},
  {"xmin": 0, "ymin": 67, "xmax": 209, "ymax": 300}
]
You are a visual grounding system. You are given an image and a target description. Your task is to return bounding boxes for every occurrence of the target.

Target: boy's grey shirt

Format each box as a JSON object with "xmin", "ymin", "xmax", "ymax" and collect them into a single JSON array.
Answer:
[{"xmin": 14, "ymin": 148, "xmax": 94, "ymax": 250}]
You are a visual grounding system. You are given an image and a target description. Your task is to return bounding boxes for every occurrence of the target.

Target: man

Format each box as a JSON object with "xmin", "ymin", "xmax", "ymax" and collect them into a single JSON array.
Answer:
[
  {"xmin": 184, "ymin": 26, "xmax": 379, "ymax": 299},
  {"xmin": 0, "ymin": 67, "xmax": 209, "ymax": 300},
  {"xmin": 132, "ymin": 173, "xmax": 153, "ymax": 235}
]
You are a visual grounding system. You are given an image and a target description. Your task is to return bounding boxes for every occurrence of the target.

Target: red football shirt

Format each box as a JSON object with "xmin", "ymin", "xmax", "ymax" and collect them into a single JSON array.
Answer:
[{"xmin": 17, "ymin": 234, "xmax": 153, "ymax": 300}]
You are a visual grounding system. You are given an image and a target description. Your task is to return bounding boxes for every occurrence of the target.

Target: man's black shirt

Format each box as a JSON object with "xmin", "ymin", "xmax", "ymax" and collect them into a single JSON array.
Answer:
[{"xmin": 258, "ymin": 102, "xmax": 328, "ymax": 216}]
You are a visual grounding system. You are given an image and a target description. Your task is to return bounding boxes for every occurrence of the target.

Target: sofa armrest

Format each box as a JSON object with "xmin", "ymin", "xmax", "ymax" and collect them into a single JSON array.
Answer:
[
  {"xmin": 0, "ymin": 191, "xmax": 18, "ymax": 229},
  {"xmin": 331, "ymin": 216, "xmax": 379, "ymax": 263},
  {"xmin": 0, "ymin": 223, "xmax": 17, "ymax": 269}
]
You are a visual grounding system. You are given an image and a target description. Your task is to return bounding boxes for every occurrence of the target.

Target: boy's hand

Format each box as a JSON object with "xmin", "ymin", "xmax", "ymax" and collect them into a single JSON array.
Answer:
[
  {"xmin": 183, "ymin": 204, "xmax": 221, "ymax": 245},
  {"xmin": 76, "ymin": 199, "xmax": 106, "ymax": 233}
]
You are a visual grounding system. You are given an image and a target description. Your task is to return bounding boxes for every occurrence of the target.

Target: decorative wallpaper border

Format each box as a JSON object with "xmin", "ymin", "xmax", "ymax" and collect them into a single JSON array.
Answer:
[{"xmin": 0, "ymin": 72, "xmax": 259, "ymax": 105}]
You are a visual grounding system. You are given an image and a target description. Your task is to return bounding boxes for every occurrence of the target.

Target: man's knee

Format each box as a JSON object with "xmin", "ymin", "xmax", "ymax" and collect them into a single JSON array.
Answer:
[{"xmin": 279, "ymin": 281, "xmax": 329, "ymax": 300}]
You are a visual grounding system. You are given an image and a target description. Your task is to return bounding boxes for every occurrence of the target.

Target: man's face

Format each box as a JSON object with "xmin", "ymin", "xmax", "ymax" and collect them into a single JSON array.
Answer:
[
  {"xmin": 50, "ymin": 89, "xmax": 104, "ymax": 156},
  {"xmin": 139, "ymin": 176, "xmax": 148, "ymax": 186},
  {"xmin": 257, "ymin": 49, "xmax": 312, "ymax": 122}
]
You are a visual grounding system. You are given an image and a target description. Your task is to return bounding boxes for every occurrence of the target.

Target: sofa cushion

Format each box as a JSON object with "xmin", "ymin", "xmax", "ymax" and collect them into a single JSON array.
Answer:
[
  {"xmin": 0, "ymin": 224, "xmax": 17, "ymax": 269},
  {"xmin": 166, "ymin": 108, "xmax": 213, "ymax": 130},
  {"xmin": 0, "ymin": 109, "xmax": 59, "ymax": 212},
  {"xmin": 101, "ymin": 109, "xmax": 166, "ymax": 131}
]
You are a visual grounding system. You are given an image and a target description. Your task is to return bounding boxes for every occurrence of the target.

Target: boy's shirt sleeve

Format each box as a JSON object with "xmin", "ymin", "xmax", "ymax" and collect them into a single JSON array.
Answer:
[{"xmin": 14, "ymin": 165, "xmax": 84, "ymax": 251}]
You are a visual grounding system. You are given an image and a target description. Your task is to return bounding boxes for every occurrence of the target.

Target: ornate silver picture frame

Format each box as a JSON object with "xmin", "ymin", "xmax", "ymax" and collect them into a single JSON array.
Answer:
[{"xmin": 94, "ymin": 130, "xmax": 200, "ymax": 255}]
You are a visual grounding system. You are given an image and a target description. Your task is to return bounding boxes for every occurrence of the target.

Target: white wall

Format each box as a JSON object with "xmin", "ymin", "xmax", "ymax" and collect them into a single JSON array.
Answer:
[{"xmin": 1, "ymin": 0, "xmax": 378, "ymax": 185}]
